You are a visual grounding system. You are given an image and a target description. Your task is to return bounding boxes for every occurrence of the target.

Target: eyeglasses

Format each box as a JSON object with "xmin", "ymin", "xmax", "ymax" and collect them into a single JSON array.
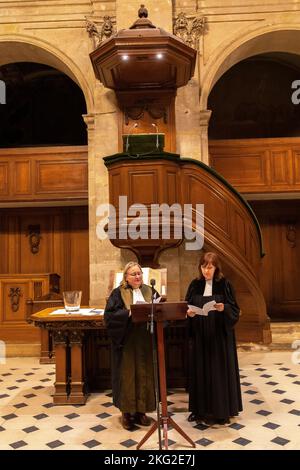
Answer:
[{"xmin": 127, "ymin": 272, "xmax": 142, "ymax": 277}]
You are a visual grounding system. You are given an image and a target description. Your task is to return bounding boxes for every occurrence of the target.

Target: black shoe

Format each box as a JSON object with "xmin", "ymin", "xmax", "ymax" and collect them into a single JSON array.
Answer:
[
  {"xmin": 187, "ymin": 412, "xmax": 198, "ymax": 422},
  {"xmin": 196, "ymin": 416, "xmax": 205, "ymax": 425},
  {"xmin": 202, "ymin": 417, "xmax": 216, "ymax": 426},
  {"xmin": 121, "ymin": 412, "xmax": 134, "ymax": 430},
  {"xmin": 216, "ymin": 418, "xmax": 230, "ymax": 425}
]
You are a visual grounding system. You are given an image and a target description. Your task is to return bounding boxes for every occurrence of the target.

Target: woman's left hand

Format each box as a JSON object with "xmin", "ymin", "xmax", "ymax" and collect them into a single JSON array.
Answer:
[{"xmin": 214, "ymin": 302, "xmax": 224, "ymax": 312}]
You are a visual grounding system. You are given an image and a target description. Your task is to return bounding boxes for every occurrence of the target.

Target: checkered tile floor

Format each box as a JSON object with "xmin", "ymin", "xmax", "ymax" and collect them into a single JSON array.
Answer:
[{"xmin": 0, "ymin": 352, "xmax": 299, "ymax": 450}]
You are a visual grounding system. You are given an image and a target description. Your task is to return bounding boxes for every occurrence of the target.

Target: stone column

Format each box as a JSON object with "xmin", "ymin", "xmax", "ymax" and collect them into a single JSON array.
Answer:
[
  {"xmin": 199, "ymin": 109, "xmax": 212, "ymax": 165},
  {"xmin": 175, "ymin": 79, "xmax": 202, "ymax": 161},
  {"xmin": 84, "ymin": 86, "xmax": 134, "ymax": 307}
]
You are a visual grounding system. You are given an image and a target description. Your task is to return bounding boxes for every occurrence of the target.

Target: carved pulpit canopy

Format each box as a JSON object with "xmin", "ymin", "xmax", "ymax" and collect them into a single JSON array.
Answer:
[{"xmin": 90, "ymin": 5, "xmax": 196, "ymax": 106}]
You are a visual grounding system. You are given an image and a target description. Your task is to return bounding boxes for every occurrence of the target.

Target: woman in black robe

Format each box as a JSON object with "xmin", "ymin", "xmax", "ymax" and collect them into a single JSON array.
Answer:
[
  {"xmin": 185, "ymin": 252, "xmax": 242, "ymax": 425},
  {"xmin": 104, "ymin": 261, "xmax": 156, "ymax": 431}
]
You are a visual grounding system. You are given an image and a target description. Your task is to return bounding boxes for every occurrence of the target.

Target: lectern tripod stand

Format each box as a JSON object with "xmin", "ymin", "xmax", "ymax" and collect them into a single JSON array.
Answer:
[{"xmin": 131, "ymin": 302, "xmax": 196, "ymax": 450}]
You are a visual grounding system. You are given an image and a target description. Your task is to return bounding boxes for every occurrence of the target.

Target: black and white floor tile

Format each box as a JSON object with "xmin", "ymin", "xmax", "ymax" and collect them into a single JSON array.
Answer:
[{"xmin": 0, "ymin": 352, "xmax": 299, "ymax": 450}]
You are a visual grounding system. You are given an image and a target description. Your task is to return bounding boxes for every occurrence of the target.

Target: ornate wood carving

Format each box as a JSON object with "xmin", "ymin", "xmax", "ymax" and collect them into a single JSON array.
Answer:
[
  {"xmin": 173, "ymin": 12, "xmax": 207, "ymax": 49},
  {"xmin": 37, "ymin": 320, "xmax": 104, "ymax": 330},
  {"xmin": 8, "ymin": 287, "xmax": 22, "ymax": 312},
  {"xmin": 286, "ymin": 224, "xmax": 296, "ymax": 248},
  {"xmin": 52, "ymin": 330, "xmax": 68, "ymax": 344},
  {"xmin": 27, "ymin": 224, "xmax": 41, "ymax": 254},
  {"xmin": 124, "ymin": 101, "xmax": 168, "ymax": 125},
  {"xmin": 69, "ymin": 330, "xmax": 84, "ymax": 345},
  {"xmin": 33, "ymin": 281, "xmax": 43, "ymax": 299}
]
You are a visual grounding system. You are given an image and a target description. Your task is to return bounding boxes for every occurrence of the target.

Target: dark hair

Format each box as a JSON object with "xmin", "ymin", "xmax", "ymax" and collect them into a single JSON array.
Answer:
[{"xmin": 198, "ymin": 252, "xmax": 224, "ymax": 281}]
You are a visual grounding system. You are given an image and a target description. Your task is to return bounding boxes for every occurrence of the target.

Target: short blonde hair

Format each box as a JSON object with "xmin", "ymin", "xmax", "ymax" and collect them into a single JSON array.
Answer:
[{"xmin": 120, "ymin": 261, "xmax": 143, "ymax": 287}]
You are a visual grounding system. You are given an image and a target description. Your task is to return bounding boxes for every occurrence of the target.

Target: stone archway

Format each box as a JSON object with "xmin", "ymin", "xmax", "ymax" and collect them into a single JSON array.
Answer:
[
  {"xmin": 201, "ymin": 26, "xmax": 300, "ymax": 110},
  {"xmin": 0, "ymin": 34, "xmax": 93, "ymax": 112},
  {"xmin": 197, "ymin": 26, "xmax": 300, "ymax": 163},
  {"xmin": 204, "ymin": 26, "xmax": 300, "ymax": 323}
]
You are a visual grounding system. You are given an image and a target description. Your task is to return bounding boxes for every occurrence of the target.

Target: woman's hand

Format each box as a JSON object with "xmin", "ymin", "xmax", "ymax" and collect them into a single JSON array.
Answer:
[
  {"xmin": 214, "ymin": 302, "xmax": 224, "ymax": 312},
  {"xmin": 187, "ymin": 309, "xmax": 196, "ymax": 318}
]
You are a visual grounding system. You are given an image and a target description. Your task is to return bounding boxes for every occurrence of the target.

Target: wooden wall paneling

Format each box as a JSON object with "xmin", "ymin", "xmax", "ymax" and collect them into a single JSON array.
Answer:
[
  {"xmin": 187, "ymin": 175, "xmax": 230, "ymax": 237},
  {"xmin": 110, "ymin": 172, "xmax": 123, "ymax": 207},
  {"xmin": 0, "ymin": 146, "xmax": 88, "ymax": 202},
  {"xmin": 69, "ymin": 207, "xmax": 89, "ymax": 305},
  {"xmin": 35, "ymin": 160, "xmax": 88, "ymax": 194},
  {"xmin": 280, "ymin": 220, "xmax": 300, "ymax": 303},
  {"xmin": 0, "ymin": 274, "xmax": 52, "ymax": 324},
  {"xmin": 250, "ymin": 200, "xmax": 300, "ymax": 320},
  {"xmin": 1, "ymin": 280, "xmax": 30, "ymax": 323},
  {"xmin": 232, "ymin": 207, "xmax": 247, "ymax": 256},
  {"xmin": 84, "ymin": 330, "xmax": 112, "ymax": 390},
  {"xmin": 270, "ymin": 149, "xmax": 292, "ymax": 187},
  {"xmin": 292, "ymin": 149, "xmax": 300, "ymax": 185},
  {"xmin": 7, "ymin": 216, "xmax": 20, "ymax": 273},
  {"xmin": 0, "ymin": 214, "xmax": 9, "ymax": 273},
  {"xmin": 13, "ymin": 160, "xmax": 31, "ymax": 195},
  {"xmin": 52, "ymin": 213, "xmax": 66, "ymax": 293},
  {"xmin": 128, "ymin": 169, "xmax": 159, "ymax": 207},
  {"xmin": 62, "ymin": 210, "xmax": 72, "ymax": 294},
  {"xmin": 210, "ymin": 150, "xmax": 268, "ymax": 188},
  {"xmin": 209, "ymin": 137, "xmax": 300, "ymax": 193},
  {"xmin": 165, "ymin": 170, "xmax": 178, "ymax": 205},
  {"xmin": 248, "ymin": 224, "xmax": 260, "ymax": 270},
  {"xmin": 0, "ymin": 161, "xmax": 9, "ymax": 195},
  {"xmin": 19, "ymin": 214, "xmax": 52, "ymax": 274}
]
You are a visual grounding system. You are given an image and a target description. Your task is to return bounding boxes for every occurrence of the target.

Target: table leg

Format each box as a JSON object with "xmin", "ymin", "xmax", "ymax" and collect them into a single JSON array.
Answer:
[
  {"xmin": 52, "ymin": 330, "xmax": 69, "ymax": 404},
  {"xmin": 69, "ymin": 330, "xmax": 87, "ymax": 404}
]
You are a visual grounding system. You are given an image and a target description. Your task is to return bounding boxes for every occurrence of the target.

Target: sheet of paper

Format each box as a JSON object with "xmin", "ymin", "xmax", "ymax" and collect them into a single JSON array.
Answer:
[
  {"xmin": 135, "ymin": 295, "xmax": 161, "ymax": 305},
  {"xmin": 188, "ymin": 301, "xmax": 216, "ymax": 316},
  {"xmin": 50, "ymin": 308, "xmax": 104, "ymax": 315}
]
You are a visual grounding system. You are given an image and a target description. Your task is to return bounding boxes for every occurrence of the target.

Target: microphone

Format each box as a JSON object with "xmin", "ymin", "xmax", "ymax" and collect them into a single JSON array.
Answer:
[
  {"xmin": 151, "ymin": 123, "xmax": 159, "ymax": 149},
  {"xmin": 125, "ymin": 122, "xmax": 138, "ymax": 153},
  {"xmin": 150, "ymin": 278, "xmax": 156, "ymax": 333}
]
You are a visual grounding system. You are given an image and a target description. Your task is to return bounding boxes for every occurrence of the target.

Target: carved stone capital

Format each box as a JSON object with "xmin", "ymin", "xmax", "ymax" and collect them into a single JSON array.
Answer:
[
  {"xmin": 83, "ymin": 113, "xmax": 95, "ymax": 131},
  {"xmin": 199, "ymin": 109, "xmax": 212, "ymax": 127},
  {"xmin": 173, "ymin": 12, "xmax": 208, "ymax": 49},
  {"xmin": 85, "ymin": 15, "xmax": 116, "ymax": 50}
]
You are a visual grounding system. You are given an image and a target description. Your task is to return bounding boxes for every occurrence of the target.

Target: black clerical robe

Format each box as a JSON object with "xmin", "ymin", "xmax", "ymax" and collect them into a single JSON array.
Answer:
[
  {"xmin": 104, "ymin": 285, "xmax": 156, "ymax": 413},
  {"xmin": 185, "ymin": 277, "xmax": 243, "ymax": 421}
]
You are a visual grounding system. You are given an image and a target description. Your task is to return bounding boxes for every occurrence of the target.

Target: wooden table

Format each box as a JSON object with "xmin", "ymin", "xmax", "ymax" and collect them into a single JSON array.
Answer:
[{"xmin": 30, "ymin": 308, "xmax": 104, "ymax": 405}]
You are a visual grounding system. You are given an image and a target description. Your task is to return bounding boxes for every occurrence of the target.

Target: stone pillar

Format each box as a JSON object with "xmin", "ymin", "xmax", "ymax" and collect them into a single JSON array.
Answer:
[
  {"xmin": 175, "ymin": 79, "xmax": 202, "ymax": 161},
  {"xmin": 84, "ymin": 86, "xmax": 136, "ymax": 306},
  {"xmin": 199, "ymin": 109, "xmax": 212, "ymax": 165}
]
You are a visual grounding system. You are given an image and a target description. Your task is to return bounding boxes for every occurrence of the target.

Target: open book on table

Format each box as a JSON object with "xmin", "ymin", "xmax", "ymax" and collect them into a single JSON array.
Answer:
[{"xmin": 188, "ymin": 300, "xmax": 216, "ymax": 316}]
